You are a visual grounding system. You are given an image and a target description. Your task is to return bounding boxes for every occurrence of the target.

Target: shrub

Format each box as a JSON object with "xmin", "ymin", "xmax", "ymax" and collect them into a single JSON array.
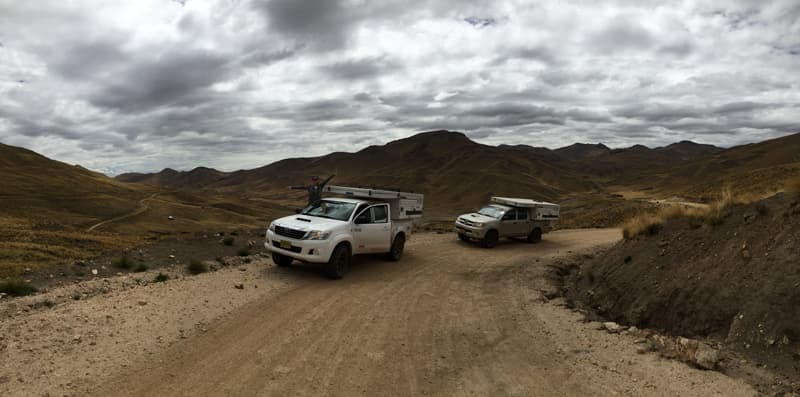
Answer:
[
  {"xmin": 222, "ymin": 237, "xmax": 235, "ymax": 246},
  {"xmin": 133, "ymin": 263, "xmax": 149, "ymax": 273},
  {"xmin": 230, "ymin": 231, "xmax": 239, "ymax": 236},
  {"xmin": 0, "ymin": 279, "xmax": 38, "ymax": 297},
  {"xmin": 154, "ymin": 273, "xmax": 169, "ymax": 283},
  {"xmin": 114, "ymin": 255, "xmax": 136, "ymax": 270},
  {"xmin": 237, "ymin": 247, "xmax": 250, "ymax": 257},
  {"xmin": 622, "ymin": 205, "xmax": 705, "ymax": 239},
  {"xmin": 624, "ymin": 255, "xmax": 632, "ymax": 264},
  {"xmin": 187, "ymin": 259, "xmax": 208, "ymax": 275}
]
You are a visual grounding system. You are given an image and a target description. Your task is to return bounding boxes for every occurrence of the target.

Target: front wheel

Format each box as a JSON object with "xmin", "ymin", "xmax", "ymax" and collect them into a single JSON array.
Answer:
[
  {"xmin": 527, "ymin": 228, "xmax": 542, "ymax": 244},
  {"xmin": 272, "ymin": 252, "xmax": 293, "ymax": 267},
  {"xmin": 387, "ymin": 234, "xmax": 405, "ymax": 261},
  {"xmin": 482, "ymin": 230, "xmax": 499, "ymax": 248},
  {"xmin": 457, "ymin": 233, "xmax": 470, "ymax": 242},
  {"xmin": 324, "ymin": 244, "xmax": 351, "ymax": 279}
]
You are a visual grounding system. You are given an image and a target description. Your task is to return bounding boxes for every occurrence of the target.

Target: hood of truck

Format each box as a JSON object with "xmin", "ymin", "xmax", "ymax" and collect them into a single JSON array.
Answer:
[
  {"xmin": 271, "ymin": 215, "xmax": 346, "ymax": 233},
  {"xmin": 458, "ymin": 213, "xmax": 497, "ymax": 224}
]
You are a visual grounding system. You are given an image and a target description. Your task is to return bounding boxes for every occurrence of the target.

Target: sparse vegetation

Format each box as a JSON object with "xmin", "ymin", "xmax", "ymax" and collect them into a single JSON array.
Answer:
[
  {"xmin": 237, "ymin": 247, "xmax": 250, "ymax": 257},
  {"xmin": 187, "ymin": 259, "xmax": 208, "ymax": 275},
  {"xmin": 133, "ymin": 263, "xmax": 149, "ymax": 273},
  {"xmin": 222, "ymin": 237, "xmax": 235, "ymax": 246},
  {"xmin": 786, "ymin": 175, "xmax": 800, "ymax": 193},
  {"xmin": 114, "ymin": 255, "xmax": 136, "ymax": 270},
  {"xmin": 621, "ymin": 186, "xmax": 774, "ymax": 239},
  {"xmin": 0, "ymin": 279, "xmax": 38, "ymax": 296},
  {"xmin": 624, "ymin": 255, "xmax": 632, "ymax": 264},
  {"xmin": 154, "ymin": 273, "xmax": 169, "ymax": 282}
]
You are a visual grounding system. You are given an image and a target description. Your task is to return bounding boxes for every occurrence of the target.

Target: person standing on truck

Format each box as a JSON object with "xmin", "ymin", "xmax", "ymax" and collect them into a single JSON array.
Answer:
[{"xmin": 292, "ymin": 174, "xmax": 335, "ymax": 207}]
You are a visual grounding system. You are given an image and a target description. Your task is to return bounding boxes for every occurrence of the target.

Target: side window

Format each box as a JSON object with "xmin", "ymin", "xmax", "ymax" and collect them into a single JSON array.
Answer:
[
  {"xmin": 354, "ymin": 206, "xmax": 371, "ymax": 223},
  {"xmin": 516, "ymin": 208, "xmax": 528, "ymax": 220},
  {"xmin": 371, "ymin": 205, "xmax": 388, "ymax": 223},
  {"xmin": 501, "ymin": 210, "xmax": 515, "ymax": 221}
]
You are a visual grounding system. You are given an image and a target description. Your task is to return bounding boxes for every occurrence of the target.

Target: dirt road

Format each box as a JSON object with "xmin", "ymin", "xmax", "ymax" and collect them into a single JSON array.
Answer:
[
  {"xmin": 86, "ymin": 193, "xmax": 158, "ymax": 232},
  {"xmin": 89, "ymin": 229, "xmax": 754, "ymax": 397}
]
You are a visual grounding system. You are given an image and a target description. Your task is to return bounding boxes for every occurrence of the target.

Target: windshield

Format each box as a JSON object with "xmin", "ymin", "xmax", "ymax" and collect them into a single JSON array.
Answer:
[
  {"xmin": 477, "ymin": 205, "xmax": 505, "ymax": 219},
  {"xmin": 300, "ymin": 200, "xmax": 357, "ymax": 221}
]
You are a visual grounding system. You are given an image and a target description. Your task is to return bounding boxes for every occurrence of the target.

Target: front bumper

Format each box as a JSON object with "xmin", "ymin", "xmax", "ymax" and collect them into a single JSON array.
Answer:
[
  {"xmin": 454, "ymin": 221, "xmax": 486, "ymax": 239},
  {"xmin": 264, "ymin": 230, "xmax": 333, "ymax": 263}
]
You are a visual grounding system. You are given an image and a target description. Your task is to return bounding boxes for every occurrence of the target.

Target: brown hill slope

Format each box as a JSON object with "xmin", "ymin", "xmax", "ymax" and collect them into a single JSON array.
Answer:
[
  {"xmin": 0, "ymin": 143, "xmax": 148, "ymax": 224},
  {"xmin": 0, "ymin": 143, "xmax": 287, "ymax": 277}
]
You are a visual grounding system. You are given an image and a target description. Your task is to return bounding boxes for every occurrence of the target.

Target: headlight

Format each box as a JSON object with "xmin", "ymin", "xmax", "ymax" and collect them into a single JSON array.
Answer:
[
  {"xmin": 305, "ymin": 230, "xmax": 330, "ymax": 240},
  {"xmin": 268, "ymin": 223, "xmax": 276, "ymax": 232},
  {"xmin": 472, "ymin": 222, "xmax": 484, "ymax": 227}
]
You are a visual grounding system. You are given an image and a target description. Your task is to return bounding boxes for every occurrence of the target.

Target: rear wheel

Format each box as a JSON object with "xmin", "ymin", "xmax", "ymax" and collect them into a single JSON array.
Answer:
[
  {"xmin": 457, "ymin": 233, "xmax": 470, "ymax": 242},
  {"xmin": 272, "ymin": 252, "xmax": 293, "ymax": 267},
  {"xmin": 324, "ymin": 244, "xmax": 351, "ymax": 279},
  {"xmin": 482, "ymin": 229, "xmax": 499, "ymax": 248},
  {"xmin": 527, "ymin": 228, "xmax": 542, "ymax": 244},
  {"xmin": 387, "ymin": 234, "xmax": 405, "ymax": 261}
]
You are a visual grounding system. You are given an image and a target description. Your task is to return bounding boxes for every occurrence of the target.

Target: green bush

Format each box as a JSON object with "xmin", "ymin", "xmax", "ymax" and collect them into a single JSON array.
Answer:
[
  {"xmin": 133, "ymin": 263, "xmax": 149, "ymax": 273},
  {"xmin": 237, "ymin": 247, "xmax": 250, "ymax": 257},
  {"xmin": 0, "ymin": 279, "xmax": 38, "ymax": 297},
  {"xmin": 222, "ymin": 237, "xmax": 235, "ymax": 246},
  {"xmin": 187, "ymin": 259, "xmax": 208, "ymax": 275}
]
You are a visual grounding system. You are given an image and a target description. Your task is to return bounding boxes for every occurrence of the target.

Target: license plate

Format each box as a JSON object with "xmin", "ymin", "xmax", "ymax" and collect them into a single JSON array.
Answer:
[{"xmin": 279, "ymin": 240, "xmax": 292, "ymax": 249}]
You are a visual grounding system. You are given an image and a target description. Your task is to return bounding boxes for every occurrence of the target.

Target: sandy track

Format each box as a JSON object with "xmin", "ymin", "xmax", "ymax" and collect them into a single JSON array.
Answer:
[
  {"xmin": 87, "ymin": 193, "xmax": 158, "ymax": 232},
  {"xmin": 84, "ymin": 229, "xmax": 754, "ymax": 397}
]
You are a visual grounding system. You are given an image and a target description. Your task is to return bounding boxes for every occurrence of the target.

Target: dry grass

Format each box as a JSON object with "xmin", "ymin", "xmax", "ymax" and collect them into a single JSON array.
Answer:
[
  {"xmin": 786, "ymin": 175, "xmax": 800, "ymax": 193},
  {"xmin": 622, "ymin": 186, "xmax": 770, "ymax": 239},
  {"xmin": 0, "ymin": 216, "xmax": 137, "ymax": 277}
]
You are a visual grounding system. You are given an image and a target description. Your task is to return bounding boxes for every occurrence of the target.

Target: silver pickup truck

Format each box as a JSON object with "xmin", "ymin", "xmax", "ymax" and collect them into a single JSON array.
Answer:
[{"xmin": 454, "ymin": 197, "xmax": 560, "ymax": 248}]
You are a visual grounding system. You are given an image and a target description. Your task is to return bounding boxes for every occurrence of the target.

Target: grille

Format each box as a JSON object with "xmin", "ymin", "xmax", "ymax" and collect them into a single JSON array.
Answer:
[
  {"xmin": 274, "ymin": 225, "xmax": 306, "ymax": 239},
  {"xmin": 272, "ymin": 240, "xmax": 302, "ymax": 253},
  {"xmin": 459, "ymin": 218, "xmax": 477, "ymax": 227}
]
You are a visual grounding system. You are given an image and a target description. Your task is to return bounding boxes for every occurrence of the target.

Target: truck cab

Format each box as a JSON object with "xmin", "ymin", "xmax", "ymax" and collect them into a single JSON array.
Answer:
[
  {"xmin": 455, "ymin": 197, "xmax": 559, "ymax": 248},
  {"xmin": 265, "ymin": 186, "xmax": 423, "ymax": 279}
]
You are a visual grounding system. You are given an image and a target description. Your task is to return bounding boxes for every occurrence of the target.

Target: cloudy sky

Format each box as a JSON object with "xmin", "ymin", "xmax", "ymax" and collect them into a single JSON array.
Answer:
[{"xmin": 1, "ymin": 0, "xmax": 798, "ymax": 175}]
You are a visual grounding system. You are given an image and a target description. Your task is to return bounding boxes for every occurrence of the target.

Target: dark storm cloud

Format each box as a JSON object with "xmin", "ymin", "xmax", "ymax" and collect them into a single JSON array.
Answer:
[
  {"xmin": 255, "ymin": 0, "xmax": 359, "ymax": 51},
  {"xmin": 88, "ymin": 50, "xmax": 230, "ymax": 112},
  {"xmin": 613, "ymin": 103, "xmax": 703, "ymax": 122}
]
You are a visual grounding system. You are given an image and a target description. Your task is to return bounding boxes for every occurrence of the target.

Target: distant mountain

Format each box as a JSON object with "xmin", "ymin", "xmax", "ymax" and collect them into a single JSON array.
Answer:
[
  {"xmin": 554, "ymin": 143, "xmax": 611, "ymax": 160},
  {"xmin": 117, "ymin": 166, "xmax": 228, "ymax": 190}
]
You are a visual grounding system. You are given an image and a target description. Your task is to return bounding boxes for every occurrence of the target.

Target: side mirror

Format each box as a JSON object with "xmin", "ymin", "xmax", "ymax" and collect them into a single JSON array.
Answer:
[{"xmin": 295, "ymin": 208, "xmax": 302, "ymax": 214}]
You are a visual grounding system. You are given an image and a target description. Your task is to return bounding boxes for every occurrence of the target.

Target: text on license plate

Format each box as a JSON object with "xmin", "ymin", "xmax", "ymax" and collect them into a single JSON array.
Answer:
[{"xmin": 280, "ymin": 240, "xmax": 292, "ymax": 249}]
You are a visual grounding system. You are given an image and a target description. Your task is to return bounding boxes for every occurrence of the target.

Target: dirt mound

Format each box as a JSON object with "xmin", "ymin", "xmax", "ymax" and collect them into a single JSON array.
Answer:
[{"xmin": 561, "ymin": 192, "xmax": 800, "ymax": 384}]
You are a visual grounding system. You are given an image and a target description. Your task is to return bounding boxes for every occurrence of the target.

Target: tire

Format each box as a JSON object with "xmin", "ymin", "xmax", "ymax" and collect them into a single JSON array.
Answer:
[
  {"xmin": 527, "ymin": 228, "xmax": 542, "ymax": 244},
  {"xmin": 387, "ymin": 234, "xmax": 406, "ymax": 261},
  {"xmin": 482, "ymin": 229, "xmax": 499, "ymax": 248},
  {"xmin": 272, "ymin": 252, "xmax": 293, "ymax": 267},
  {"xmin": 324, "ymin": 244, "xmax": 351, "ymax": 279},
  {"xmin": 457, "ymin": 233, "xmax": 470, "ymax": 242}
]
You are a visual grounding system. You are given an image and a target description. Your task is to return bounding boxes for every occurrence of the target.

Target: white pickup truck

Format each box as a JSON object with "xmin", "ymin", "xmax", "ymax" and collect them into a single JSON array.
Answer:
[
  {"xmin": 455, "ymin": 196, "xmax": 560, "ymax": 248},
  {"xmin": 265, "ymin": 186, "xmax": 424, "ymax": 279}
]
